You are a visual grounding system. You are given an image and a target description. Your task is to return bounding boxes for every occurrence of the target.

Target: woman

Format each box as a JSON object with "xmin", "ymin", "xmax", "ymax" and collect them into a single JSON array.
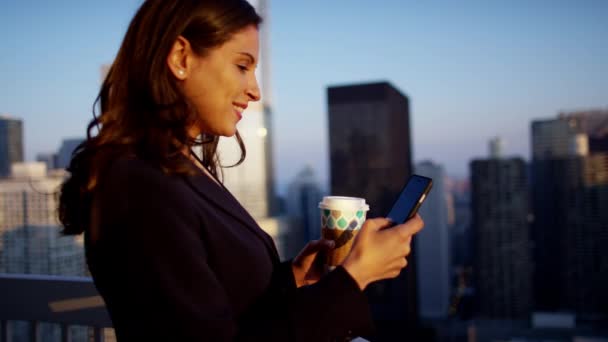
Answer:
[{"xmin": 59, "ymin": 0, "xmax": 424, "ymax": 341}]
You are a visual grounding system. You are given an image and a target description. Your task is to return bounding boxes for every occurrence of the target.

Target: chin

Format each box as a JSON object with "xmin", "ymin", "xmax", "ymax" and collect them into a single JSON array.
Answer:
[
  {"xmin": 219, "ymin": 127, "xmax": 238, "ymax": 138},
  {"xmin": 205, "ymin": 124, "xmax": 237, "ymax": 138}
]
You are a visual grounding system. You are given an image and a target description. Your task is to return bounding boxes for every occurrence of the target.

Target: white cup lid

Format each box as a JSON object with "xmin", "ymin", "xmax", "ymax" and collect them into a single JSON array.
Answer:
[{"xmin": 319, "ymin": 196, "xmax": 369, "ymax": 211}]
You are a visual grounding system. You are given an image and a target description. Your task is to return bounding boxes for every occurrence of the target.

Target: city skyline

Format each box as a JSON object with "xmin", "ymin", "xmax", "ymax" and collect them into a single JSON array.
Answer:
[
  {"xmin": 1, "ymin": 1, "xmax": 606, "ymax": 338},
  {"xmin": 1, "ymin": 0, "xmax": 606, "ymax": 194}
]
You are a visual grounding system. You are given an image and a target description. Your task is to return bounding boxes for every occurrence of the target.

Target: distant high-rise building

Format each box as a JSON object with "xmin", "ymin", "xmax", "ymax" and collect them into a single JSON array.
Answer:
[
  {"xmin": 56, "ymin": 138, "xmax": 85, "ymax": 170},
  {"xmin": 470, "ymin": 156, "xmax": 532, "ymax": 319},
  {"xmin": 561, "ymin": 109, "xmax": 608, "ymax": 155},
  {"xmin": 0, "ymin": 163, "xmax": 92, "ymax": 342},
  {"xmin": 489, "ymin": 137, "xmax": 504, "ymax": 159},
  {"xmin": 328, "ymin": 81, "xmax": 417, "ymax": 338},
  {"xmin": 257, "ymin": 215, "xmax": 303, "ymax": 260},
  {"xmin": 531, "ymin": 113, "xmax": 608, "ymax": 317},
  {"xmin": 36, "ymin": 152, "xmax": 58, "ymax": 170},
  {"xmin": 0, "ymin": 115, "xmax": 24, "ymax": 178},
  {"xmin": 286, "ymin": 166, "xmax": 325, "ymax": 243},
  {"xmin": 0, "ymin": 163, "xmax": 85, "ymax": 276},
  {"xmin": 210, "ymin": 0, "xmax": 303, "ymax": 263},
  {"xmin": 531, "ymin": 118, "xmax": 590, "ymax": 159},
  {"xmin": 531, "ymin": 154, "xmax": 608, "ymax": 316},
  {"xmin": 558, "ymin": 109, "xmax": 608, "ymax": 138},
  {"xmin": 532, "ymin": 110, "xmax": 608, "ymax": 160},
  {"xmin": 448, "ymin": 179, "xmax": 473, "ymax": 268},
  {"xmin": 415, "ymin": 161, "xmax": 451, "ymax": 320},
  {"xmin": 218, "ymin": 0, "xmax": 276, "ymax": 219}
]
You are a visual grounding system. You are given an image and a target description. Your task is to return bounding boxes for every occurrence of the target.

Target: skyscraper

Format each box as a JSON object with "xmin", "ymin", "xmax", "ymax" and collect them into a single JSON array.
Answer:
[
  {"xmin": 470, "ymin": 154, "xmax": 532, "ymax": 319},
  {"xmin": 489, "ymin": 137, "xmax": 505, "ymax": 159},
  {"xmin": 531, "ymin": 112, "xmax": 608, "ymax": 317},
  {"xmin": 0, "ymin": 115, "xmax": 24, "ymax": 178},
  {"xmin": 415, "ymin": 161, "xmax": 451, "ymax": 320},
  {"xmin": 327, "ymin": 81, "xmax": 417, "ymax": 339},
  {"xmin": 532, "ymin": 118, "xmax": 584, "ymax": 159},
  {"xmin": 328, "ymin": 82, "xmax": 412, "ymax": 218},
  {"xmin": 561, "ymin": 109, "xmax": 608, "ymax": 155},
  {"xmin": 56, "ymin": 137, "xmax": 85, "ymax": 170},
  {"xmin": 218, "ymin": 0, "xmax": 276, "ymax": 219},
  {"xmin": 286, "ymin": 166, "xmax": 324, "ymax": 243}
]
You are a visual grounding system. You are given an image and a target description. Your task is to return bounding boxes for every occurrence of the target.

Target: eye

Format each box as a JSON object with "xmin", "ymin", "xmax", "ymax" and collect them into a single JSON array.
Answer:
[{"xmin": 237, "ymin": 65, "xmax": 248, "ymax": 73}]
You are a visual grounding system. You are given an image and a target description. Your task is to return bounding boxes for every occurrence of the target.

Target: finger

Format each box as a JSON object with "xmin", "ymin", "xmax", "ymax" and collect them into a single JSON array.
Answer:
[
  {"xmin": 294, "ymin": 239, "xmax": 334, "ymax": 265},
  {"xmin": 311, "ymin": 239, "xmax": 336, "ymax": 249},
  {"xmin": 390, "ymin": 257, "xmax": 408, "ymax": 270},
  {"xmin": 394, "ymin": 215, "xmax": 424, "ymax": 238},
  {"xmin": 293, "ymin": 240, "xmax": 318, "ymax": 265},
  {"xmin": 402, "ymin": 243, "xmax": 411, "ymax": 257},
  {"xmin": 362, "ymin": 217, "xmax": 394, "ymax": 232},
  {"xmin": 319, "ymin": 238, "xmax": 335, "ymax": 250},
  {"xmin": 299, "ymin": 239, "xmax": 324, "ymax": 255},
  {"xmin": 294, "ymin": 249, "xmax": 317, "ymax": 267}
]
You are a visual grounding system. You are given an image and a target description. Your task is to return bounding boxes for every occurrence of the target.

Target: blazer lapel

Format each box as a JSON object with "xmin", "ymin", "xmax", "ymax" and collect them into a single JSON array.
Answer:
[{"xmin": 183, "ymin": 169, "xmax": 279, "ymax": 260}]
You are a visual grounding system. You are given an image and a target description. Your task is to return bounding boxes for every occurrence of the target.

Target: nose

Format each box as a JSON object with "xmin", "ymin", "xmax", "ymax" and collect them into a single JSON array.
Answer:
[{"xmin": 247, "ymin": 74, "xmax": 261, "ymax": 102}]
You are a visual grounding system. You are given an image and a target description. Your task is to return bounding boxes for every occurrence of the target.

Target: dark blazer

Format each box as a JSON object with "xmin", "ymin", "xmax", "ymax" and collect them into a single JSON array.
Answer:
[{"xmin": 85, "ymin": 157, "xmax": 373, "ymax": 341}]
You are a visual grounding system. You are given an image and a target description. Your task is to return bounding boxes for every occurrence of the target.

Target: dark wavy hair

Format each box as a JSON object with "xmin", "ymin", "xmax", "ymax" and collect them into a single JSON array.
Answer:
[{"xmin": 59, "ymin": 0, "xmax": 262, "ymax": 235}]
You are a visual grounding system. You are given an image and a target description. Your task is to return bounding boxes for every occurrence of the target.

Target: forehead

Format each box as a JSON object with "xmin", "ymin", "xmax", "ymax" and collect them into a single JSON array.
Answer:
[{"xmin": 221, "ymin": 25, "xmax": 259, "ymax": 57}]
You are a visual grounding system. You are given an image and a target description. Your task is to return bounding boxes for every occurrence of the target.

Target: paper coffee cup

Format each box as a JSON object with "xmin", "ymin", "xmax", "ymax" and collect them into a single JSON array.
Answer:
[{"xmin": 319, "ymin": 196, "xmax": 369, "ymax": 267}]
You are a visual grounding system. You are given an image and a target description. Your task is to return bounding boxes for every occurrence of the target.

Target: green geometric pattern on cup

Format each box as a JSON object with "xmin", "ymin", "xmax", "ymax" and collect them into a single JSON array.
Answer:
[
  {"xmin": 327, "ymin": 216, "xmax": 335, "ymax": 229},
  {"xmin": 321, "ymin": 209, "xmax": 365, "ymax": 230}
]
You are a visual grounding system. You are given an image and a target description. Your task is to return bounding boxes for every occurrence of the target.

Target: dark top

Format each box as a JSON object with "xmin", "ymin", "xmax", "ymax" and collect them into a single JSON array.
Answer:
[{"xmin": 85, "ymin": 157, "xmax": 374, "ymax": 341}]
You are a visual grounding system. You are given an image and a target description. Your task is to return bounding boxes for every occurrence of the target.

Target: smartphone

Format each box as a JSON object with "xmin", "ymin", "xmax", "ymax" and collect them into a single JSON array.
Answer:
[{"xmin": 386, "ymin": 174, "xmax": 433, "ymax": 225}]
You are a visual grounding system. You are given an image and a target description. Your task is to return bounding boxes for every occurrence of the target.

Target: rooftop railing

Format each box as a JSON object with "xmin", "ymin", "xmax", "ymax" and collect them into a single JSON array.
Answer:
[{"xmin": 0, "ymin": 273, "xmax": 112, "ymax": 342}]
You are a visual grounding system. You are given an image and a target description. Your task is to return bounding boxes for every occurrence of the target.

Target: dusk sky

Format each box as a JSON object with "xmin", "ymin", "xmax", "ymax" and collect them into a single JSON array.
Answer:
[{"xmin": 1, "ymin": 0, "xmax": 606, "ymax": 193}]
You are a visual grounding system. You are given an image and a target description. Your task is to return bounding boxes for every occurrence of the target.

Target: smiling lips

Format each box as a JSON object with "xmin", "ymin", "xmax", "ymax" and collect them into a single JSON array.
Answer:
[{"xmin": 233, "ymin": 103, "xmax": 247, "ymax": 120}]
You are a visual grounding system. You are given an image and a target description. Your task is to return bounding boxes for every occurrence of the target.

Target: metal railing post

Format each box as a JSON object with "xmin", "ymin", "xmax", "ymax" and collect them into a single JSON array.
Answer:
[
  {"xmin": 93, "ymin": 327, "xmax": 104, "ymax": 342},
  {"xmin": 30, "ymin": 321, "xmax": 39, "ymax": 342},
  {"xmin": 61, "ymin": 324, "xmax": 70, "ymax": 342},
  {"xmin": 1, "ymin": 320, "xmax": 10, "ymax": 342}
]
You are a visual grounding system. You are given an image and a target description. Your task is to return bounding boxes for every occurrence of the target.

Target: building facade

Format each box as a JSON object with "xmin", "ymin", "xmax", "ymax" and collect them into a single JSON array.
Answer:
[
  {"xmin": 470, "ymin": 157, "xmax": 533, "ymax": 319},
  {"xmin": 531, "ymin": 113, "xmax": 608, "ymax": 317},
  {"xmin": 415, "ymin": 161, "xmax": 451, "ymax": 320},
  {"xmin": 0, "ymin": 163, "xmax": 85, "ymax": 276},
  {"xmin": 0, "ymin": 115, "xmax": 24, "ymax": 178}
]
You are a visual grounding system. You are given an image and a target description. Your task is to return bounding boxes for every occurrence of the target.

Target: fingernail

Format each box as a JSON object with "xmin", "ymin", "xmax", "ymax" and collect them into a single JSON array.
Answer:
[{"xmin": 327, "ymin": 240, "xmax": 335, "ymax": 248}]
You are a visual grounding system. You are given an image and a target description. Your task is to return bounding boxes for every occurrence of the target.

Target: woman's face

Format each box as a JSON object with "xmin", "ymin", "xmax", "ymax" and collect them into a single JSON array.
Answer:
[{"xmin": 177, "ymin": 25, "xmax": 261, "ymax": 137}]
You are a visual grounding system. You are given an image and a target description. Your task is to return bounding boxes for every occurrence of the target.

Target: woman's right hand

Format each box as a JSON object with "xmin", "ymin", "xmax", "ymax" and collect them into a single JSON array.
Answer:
[{"xmin": 341, "ymin": 215, "xmax": 424, "ymax": 290}]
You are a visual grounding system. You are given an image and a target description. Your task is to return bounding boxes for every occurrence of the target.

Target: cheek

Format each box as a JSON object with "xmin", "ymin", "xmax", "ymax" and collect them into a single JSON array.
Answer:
[{"xmin": 220, "ymin": 67, "xmax": 247, "ymax": 95}]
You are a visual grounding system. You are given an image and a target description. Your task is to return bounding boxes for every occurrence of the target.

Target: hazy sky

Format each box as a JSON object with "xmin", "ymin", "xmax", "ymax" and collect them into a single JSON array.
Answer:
[{"xmin": 1, "ymin": 0, "xmax": 606, "ymax": 193}]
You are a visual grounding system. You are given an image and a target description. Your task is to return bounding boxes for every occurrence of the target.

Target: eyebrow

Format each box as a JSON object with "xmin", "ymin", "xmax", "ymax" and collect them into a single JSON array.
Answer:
[{"xmin": 238, "ymin": 52, "xmax": 256, "ymax": 65}]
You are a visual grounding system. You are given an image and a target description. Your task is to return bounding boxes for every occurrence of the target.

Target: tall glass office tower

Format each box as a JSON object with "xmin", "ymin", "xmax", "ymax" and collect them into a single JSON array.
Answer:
[{"xmin": 218, "ymin": 0, "xmax": 276, "ymax": 219}]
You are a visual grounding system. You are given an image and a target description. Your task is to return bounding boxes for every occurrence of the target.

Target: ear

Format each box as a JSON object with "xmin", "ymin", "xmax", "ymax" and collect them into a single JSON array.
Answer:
[{"xmin": 167, "ymin": 36, "xmax": 193, "ymax": 80}]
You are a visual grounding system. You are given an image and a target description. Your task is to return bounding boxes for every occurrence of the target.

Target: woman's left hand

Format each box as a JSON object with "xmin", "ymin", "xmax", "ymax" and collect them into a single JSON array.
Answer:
[{"xmin": 291, "ymin": 239, "xmax": 335, "ymax": 288}]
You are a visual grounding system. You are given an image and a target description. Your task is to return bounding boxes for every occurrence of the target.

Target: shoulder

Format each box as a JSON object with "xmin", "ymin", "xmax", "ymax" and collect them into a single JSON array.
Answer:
[
  {"xmin": 106, "ymin": 157, "xmax": 163, "ymax": 182},
  {"xmin": 101, "ymin": 157, "xmax": 193, "ymax": 208}
]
